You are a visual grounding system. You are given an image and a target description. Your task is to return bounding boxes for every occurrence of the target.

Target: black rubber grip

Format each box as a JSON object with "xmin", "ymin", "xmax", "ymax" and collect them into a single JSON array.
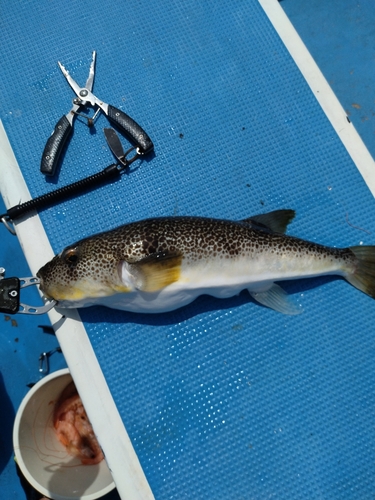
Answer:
[
  {"xmin": 6, "ymin": 164, "xmax": 121, "ymax": 220},
  {"xmin": 107, "ymin": 105, "xmax": 154, "ymax": 154},
  {"xmin": 0, "ymin": 277, "xmax": 20, "ymax": 314},
  {"xmin": 40, "ymin": 115, "xmax": 72, "ymax": 176}
]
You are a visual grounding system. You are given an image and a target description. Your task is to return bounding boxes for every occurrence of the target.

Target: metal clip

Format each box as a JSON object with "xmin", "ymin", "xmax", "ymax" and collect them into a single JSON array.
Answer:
[
  {"xmin": 117, "ymin": 145, "xmax": 143, "ymax": 171},
  {"xmin": 38, "ymin": 347, "xmax": 62, "ymax": 374},
  {"xmin": 103, "ymin": 127, "xmax": 145, "ymax": 171}
]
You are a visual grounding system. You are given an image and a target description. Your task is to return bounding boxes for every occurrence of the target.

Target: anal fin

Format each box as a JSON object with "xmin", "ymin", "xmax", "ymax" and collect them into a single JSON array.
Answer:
[{"xmin": 248, "ymin": 283, "xmax": 302, "ymax": 315}]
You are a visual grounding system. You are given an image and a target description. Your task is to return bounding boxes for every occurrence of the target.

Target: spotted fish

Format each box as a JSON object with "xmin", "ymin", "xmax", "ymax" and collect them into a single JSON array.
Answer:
[{"xmin": 37, "ymin": 210, "xmax": 375, "ymax": 315}]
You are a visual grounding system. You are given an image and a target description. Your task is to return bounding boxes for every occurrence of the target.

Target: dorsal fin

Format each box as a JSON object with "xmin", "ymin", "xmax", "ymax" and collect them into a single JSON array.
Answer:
[{"xmin": 241, "ymin": 209, "xmax": 295, "ymax": 234}]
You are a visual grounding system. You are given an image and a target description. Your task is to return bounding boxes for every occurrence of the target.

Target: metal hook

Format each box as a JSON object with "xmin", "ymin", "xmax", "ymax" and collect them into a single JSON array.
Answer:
[{"xmin": 0, "ymin": 215, "xmax": 16, "ymax": 235}]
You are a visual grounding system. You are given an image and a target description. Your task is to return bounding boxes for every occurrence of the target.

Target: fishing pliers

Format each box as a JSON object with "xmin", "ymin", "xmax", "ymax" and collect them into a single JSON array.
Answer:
[{"xmin": 41, "ymin": 51, "xmax": 153, "ymax": 176}]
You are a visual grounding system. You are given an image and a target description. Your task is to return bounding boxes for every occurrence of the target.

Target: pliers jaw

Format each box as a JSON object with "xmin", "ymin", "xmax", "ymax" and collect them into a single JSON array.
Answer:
[
  {"xmin": 58, "ymin": 52, "xmax": 107, "ymax": 125},
  {"xmin": 58, "ymin": 52, "xmax": 154, "ymax": 154},
  {"xmin": 58, "ymin": 50, "xmax": 96, "ymax": 106},
  {"xmin": 59, "ymin": 51, "xmax": 99, "ymax": 126}
]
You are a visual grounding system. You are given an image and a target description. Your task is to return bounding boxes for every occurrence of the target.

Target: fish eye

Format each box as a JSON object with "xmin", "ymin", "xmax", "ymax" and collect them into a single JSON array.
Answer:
[{"xmin": 63, "ymin": 248, "xmax": 79, "ymax": 267}]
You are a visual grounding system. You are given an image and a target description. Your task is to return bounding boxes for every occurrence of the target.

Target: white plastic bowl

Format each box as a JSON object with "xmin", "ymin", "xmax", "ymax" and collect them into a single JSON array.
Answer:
[{"xmin": 13, "ymin": 368, "xmax": 115, "ymax": 500}]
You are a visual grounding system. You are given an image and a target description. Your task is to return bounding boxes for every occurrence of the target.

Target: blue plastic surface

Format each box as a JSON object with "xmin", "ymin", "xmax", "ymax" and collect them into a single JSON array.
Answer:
[
  {"xmin": 281, "ymin": 0, "xmax": 375, "ymax": 160},
  {"xmin": 1, "ymin": 0, "xmax": 375, "ymax": 498}
]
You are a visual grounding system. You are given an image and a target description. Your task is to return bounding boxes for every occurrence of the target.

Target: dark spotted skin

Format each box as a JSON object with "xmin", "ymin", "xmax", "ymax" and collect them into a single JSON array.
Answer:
[
  {"xmin": 87, "ymin": 215, "xmax": 353, "ymax": 264},
  {"xmin": 37, "ymin": 215, "xmax": 356, "ymax": 300}
]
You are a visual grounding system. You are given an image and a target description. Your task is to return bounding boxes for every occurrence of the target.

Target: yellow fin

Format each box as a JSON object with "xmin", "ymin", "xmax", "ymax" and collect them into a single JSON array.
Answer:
[{"xmin": 129, "ymin": 251, "xmax": 182, "ymax": 292}]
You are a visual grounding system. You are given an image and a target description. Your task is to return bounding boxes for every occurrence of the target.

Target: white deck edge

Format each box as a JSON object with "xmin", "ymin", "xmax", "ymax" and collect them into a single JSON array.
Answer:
[
  {"xmin": 0, "ymin": 121, "xmax": 154, "ymax": 500},
  {"xmin": 258, "ymin": 0, "xmax": 375, "ymax": 198}
]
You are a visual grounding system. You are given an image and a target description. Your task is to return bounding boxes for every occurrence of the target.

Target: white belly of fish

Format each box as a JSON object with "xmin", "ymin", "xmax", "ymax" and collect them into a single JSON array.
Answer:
[{"xmin": 84, "ymin": 283, "xmax": 242, "ymax": 313}]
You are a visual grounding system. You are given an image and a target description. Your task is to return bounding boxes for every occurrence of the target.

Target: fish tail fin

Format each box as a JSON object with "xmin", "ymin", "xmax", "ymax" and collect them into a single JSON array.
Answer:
[{"xmin": 346, "ymin": 246, "xmax": 375, "ymax": 299}]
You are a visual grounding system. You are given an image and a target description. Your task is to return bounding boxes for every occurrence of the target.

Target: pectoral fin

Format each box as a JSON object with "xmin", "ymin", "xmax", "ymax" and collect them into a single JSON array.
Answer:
[
  {"xmin": 248, "ymin": 283, "xmax": 302, "ymax": 315},
  {"xmin": 123, "ymin": 251, "xmax": 183, "ymax": 292}
]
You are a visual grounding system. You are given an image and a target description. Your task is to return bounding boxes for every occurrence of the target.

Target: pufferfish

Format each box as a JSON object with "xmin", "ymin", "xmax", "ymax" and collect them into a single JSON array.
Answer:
[{"xmin": 36, "ymin": 209, "xmax": 375, "ymax": 315}]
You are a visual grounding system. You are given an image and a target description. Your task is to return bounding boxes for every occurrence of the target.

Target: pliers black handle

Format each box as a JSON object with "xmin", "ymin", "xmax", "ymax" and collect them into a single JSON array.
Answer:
[
  {"xmin": 41, "ymin": 105, "xmax": 153, "ymax": 176},
  {"xmin": 41, "ymin": 114, "xmax": 74, "ymax": 175},
  {"xmin": 106, "ymin": 104, "xmax": 153, "ymax": 154}
]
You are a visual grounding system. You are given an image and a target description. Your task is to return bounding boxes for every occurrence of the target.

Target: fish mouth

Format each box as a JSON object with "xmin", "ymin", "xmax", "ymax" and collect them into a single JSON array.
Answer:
[
  {"xmin": 36, "ymin": 271, "xmax": 47, "ymax": 294},
  {"xmin": 36, "ymin": 270, "xmax": 65, "ymax": 301},
  {"xmin": 36, "ymin": 274, "xmax": 55, "ymax": 301}
]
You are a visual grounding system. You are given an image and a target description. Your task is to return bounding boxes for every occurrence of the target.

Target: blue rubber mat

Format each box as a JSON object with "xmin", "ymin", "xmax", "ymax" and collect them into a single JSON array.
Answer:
[
  {"xmin": 281, "ymin": 0, "xmax": 375, "ymax": 161},
  {"xmin": 1, "ymin": 0, "xmax": 375, "ymax": 498}
]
